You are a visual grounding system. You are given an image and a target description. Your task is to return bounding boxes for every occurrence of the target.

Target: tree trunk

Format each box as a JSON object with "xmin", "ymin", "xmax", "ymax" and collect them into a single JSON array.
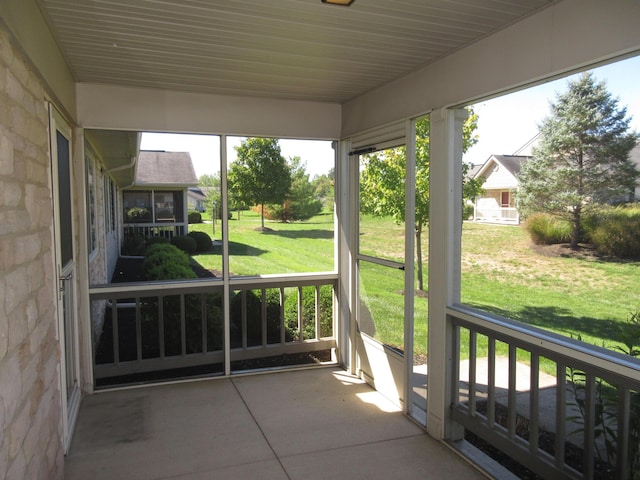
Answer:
[
  {"xmin": 416, "ymin": 223, "xmax": 424, "ymax": 291},
  {"xmin": 570, "ymin": 206, "xmax": 581, "ymax": 250},
  {"xmin": 261, "ymin": 203, "xmax": 265, "ymax": 230}
]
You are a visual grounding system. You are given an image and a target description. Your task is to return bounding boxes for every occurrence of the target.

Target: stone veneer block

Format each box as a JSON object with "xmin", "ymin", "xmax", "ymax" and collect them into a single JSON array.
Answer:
[{"xmin": 0, "ymin": 23, "xmax": 64, "ymax": 480}]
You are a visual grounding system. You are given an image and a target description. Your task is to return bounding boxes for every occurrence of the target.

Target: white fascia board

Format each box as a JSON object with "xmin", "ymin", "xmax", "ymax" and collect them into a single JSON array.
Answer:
[{"xmin": 76, "ymin": 83, "xmax": 342, "ymax": 140}]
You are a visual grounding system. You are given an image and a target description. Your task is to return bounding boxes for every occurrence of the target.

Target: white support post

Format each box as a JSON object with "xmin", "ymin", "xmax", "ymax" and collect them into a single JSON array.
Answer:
[
  {"xmin": 336, "ymin": 139, "xmax": 356, "ymax": 373},
  {"xmin": 73, "ymin": 126, "xmax": 95, "ymax": 394},
  {"xmin": 220, "ymin": 135, "xmax": 231, "ymax": 376},
  {"xmin": 427, "ymin": 107, "xmax": 467, "ymax": 440},
  {"xmin": 404, "ymin": 118, "xmax": 416, "ymax": 416}
]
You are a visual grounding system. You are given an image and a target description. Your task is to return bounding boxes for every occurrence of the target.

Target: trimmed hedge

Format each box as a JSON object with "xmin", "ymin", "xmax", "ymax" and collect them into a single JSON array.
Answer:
[
  {"xmin": 229, "ymin": 289, "xmax": 284, "ymax": 347},
  {"xmin": 145, "ymin": 236, "xmax": 169, "ymax": 249},
  {"xmin": 171, "ymin": 234, "xmax": 197, "ymax": 254},
  {"xmin": 141, "ymin": 242, "xmax": 222, "ymax": 355},
  {"xmin": 144, "ymin": 243, "xmax": 196, "ymax": 281},
  {"xmin": 187, "ymin": 231, "xmax": 212, "ymax": 253},
  {"xmin": 188, "ymin": 210, "xmax": 202, "ymax": 224},
  {"xmin": 284, "ymin": 285, "xmax": 333, "ymax": 340}
]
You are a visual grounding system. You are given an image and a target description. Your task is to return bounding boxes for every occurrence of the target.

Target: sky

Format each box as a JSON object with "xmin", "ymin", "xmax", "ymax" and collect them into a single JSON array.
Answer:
[
  {"xmin": 463, "ymin": 54, "xmax": 640, "ymax": 166},
  {"xmin": 140, "ymin": 55, "xmax": 640, "ymax": 177},
  {"xmin": 140, "ymin": 133, "xmax": 335, "ymax": 179}
]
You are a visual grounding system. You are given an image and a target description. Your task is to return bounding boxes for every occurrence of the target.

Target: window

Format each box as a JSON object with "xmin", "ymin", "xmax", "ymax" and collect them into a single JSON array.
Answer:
[
  {"xmin": 154, "ymin": 191, "xmax": 184, "ymax": 222},
  {"xmin": 123, "ymin": 191, "xmax": 152, "ymax": 223},
  {"xmin": 123, "ymin": 190, "xmax": 184, "ymax": 224},
  {"xmin": 86, "ymin": 154, "xmax": 97, "ymax": 254},
  {"xmin": 104, "ymin": 177, "xmax": 116, "ymax": 233}
]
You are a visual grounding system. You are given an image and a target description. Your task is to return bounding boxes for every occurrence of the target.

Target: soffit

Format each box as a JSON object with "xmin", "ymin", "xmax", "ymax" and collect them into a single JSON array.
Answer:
[
  {"xmin": 85, "ymin": 129, "xmax": 140, "ymax": 187},
  {"xmin": 37, "ymin": 0, "xmax": 560, "ymax": 104}
]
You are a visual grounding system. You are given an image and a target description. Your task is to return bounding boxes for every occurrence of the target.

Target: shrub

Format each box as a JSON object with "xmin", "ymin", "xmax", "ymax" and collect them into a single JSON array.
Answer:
[
  {"xmin": 284, "ymin": 285, "xmax": 333, "ymax": 340},
  {"xmin": 187, "ymin": 231, "xmax": 212, "ymax": 253},
  {"xmin": 140, "ymin": 242, "xmax": 222, "ymax": 356},
  {"xmin": 188, "ymin": 210, "xmax": 202, "ymax": 224},
  {"xmin": 524, "ymin": 213, "xmax": 572, "ymax": 245},
  {"xmin": 145, "ymin": 236, "xmax": 169, "ymax": 249},
  {"xmin": 171, "ymin": 235, "xmax": 197, "ymax": 254},
  {"xmin": 124, "ymin": 206, "xmax": 151, "ymax": 222},
  {"xmin": 589, "ymin": 205, "xmax": 640, "ymax": 259},
  {"xmin": 144, "ymin": 243, "xmax": 194, "ymax": 279},
  {"xmin": 229, "ymin": 289, "xmax": 284, "ymax": 347},
  {"xmin": 121, "ymin": 232, "xmax": 145, "ymax": 255}
]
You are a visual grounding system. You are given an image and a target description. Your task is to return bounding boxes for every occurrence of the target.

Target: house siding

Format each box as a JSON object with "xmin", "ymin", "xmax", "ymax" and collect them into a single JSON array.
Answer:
[
  {"xmin": 481, "ymin": 163, "xmax": 518, "ymax": 190},
  {"xmin": 0, "ymin": 23, "xmax": 64, "ymax": 480}
]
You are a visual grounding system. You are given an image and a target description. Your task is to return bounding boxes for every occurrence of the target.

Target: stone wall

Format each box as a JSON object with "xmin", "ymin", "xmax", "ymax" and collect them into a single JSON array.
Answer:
[
  {"xmin": 88, "ymin": 155, "xmax": 108, "ymax": 347},
  {"xmin": 0, "ymin": 23, "xmax": 64, "ymax": 480}
]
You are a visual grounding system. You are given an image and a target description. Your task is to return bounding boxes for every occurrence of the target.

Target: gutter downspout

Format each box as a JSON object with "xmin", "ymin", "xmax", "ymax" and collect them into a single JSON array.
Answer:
[{"xmin": 105, "ymin": 155, "xmax": 137, "ymax": 189}]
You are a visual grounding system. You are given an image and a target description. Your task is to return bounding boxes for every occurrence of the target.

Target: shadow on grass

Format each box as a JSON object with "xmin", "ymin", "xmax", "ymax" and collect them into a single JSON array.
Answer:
[
  {"xmin": 196, "ymin": 241, "xmax": 268, "ymax": 257},
  {"xmin": 465, "ymin": 303, "xmax": 621, "ymax": 344},
  {"xmin": 263, "ymin": 229, "xmax": 333, "ymax": 240}
]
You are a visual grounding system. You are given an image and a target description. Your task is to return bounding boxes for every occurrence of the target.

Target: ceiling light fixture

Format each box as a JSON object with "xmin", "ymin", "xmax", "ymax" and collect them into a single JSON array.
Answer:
[{"xmin": 322, "ymin": 0, "xmax": 354, "ymax": 6}]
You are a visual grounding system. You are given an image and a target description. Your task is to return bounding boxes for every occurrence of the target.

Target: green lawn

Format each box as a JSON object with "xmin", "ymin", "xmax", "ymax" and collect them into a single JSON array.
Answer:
[
  {"xmin": 190, "ymin": 209, "xmax": 335, "ymax": 275},
  {"xmin": 187, "ymin": 213, "xmax": 640, "ymax": 360}
]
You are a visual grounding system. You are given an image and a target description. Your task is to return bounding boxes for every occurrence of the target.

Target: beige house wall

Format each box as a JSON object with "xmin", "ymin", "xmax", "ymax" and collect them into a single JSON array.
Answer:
[{"xmin": 0, "ymin": 22, "xmax": 64, "ymax": 480}]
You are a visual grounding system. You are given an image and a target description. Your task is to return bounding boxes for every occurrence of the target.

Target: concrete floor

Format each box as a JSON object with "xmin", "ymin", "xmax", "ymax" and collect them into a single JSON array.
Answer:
[{"xmin": 65, "ymin": 367, "xmax": 487, "ymax": 480}]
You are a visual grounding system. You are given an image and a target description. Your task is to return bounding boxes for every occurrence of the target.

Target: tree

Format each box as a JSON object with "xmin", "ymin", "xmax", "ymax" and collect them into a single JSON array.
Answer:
[
  {"xmin": 198, "ymin": 173, "xmax": 221, "ymax": 215},
  {"xmin": 312, "ymin": 169, "xmax": 335, "ymax": 212},
  {"xmin": 518, "ymin": 73, "xmax": 639, "ymax": 249},
  {"xmin": 265, "ymin": 157, "xmax": 323, "ymax": 222},
  {"xmin": 359, "ymin": 109, "xmax": 479, "ymax": 291},
  {"xmin": 228, "ymin": 138, "xmax": 292, "ymax": 230}
]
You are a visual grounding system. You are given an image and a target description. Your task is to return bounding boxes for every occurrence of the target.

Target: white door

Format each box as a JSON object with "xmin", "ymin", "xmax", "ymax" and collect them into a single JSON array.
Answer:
[
  {"xmin": 50, "ymin": 106, "xmax": 81, "ymax": 451},
  {"xmin": 355, "ymin": 140, "xmax": 412, "ymax": 408}
]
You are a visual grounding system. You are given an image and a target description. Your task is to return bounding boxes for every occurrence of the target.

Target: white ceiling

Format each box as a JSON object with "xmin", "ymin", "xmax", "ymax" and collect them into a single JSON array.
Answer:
[{"xmin": 38, "ymin": 0, "xmax": 560, "ymax": 104}]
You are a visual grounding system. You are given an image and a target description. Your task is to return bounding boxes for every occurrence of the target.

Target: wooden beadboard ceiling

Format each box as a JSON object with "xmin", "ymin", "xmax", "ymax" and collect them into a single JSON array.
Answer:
[{"xmin": 37, "ymin": 0, "xmax": 560, "ymax": 104}]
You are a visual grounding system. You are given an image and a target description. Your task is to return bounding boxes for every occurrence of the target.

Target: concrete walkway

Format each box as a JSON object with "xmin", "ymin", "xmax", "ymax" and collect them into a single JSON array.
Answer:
[{"xmin": 65, "ymin": 367, "xmax": 487, "ymax": 480}]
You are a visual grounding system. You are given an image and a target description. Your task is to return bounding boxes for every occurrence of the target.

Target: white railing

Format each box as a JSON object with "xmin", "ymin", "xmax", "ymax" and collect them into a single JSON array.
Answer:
[
  {"xmin": 90, "ymin": 273, "xmax": 337, "ymax": 386},
  {"xmin": 448, "ymin": 305, "xmax": 640, "ymax": 480},
  {"xmin": 475, "ymin": 207, "xmax": 520, "ymax": 224},
  {"xmin": 123, "ymin": 223, "xmax": 187, "ymax": 241}
]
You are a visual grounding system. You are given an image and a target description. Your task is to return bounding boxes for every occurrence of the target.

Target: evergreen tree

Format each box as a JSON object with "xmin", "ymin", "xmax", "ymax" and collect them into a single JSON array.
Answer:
[{"xmin": 518, "ymin": 73, "xmax": 639, "ymax": 248}]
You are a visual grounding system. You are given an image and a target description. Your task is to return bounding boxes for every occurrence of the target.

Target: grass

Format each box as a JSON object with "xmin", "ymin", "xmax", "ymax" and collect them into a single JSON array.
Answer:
[
  {"xmin": 461, "ymin": 222, "xmax": 639, "ymax": 351},
  {"xmin": 189, "ymin": 209, "xmax": 335, "ymax": 275},
  {"xmin": 186, "ymin": 213, "xmax": 640, "ymax": 364}
]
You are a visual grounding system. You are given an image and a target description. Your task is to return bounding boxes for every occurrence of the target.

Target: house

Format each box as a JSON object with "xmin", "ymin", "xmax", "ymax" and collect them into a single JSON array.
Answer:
[
  {"xmin": 122, "ymin": 150, "xmax": 198, "ymax": 246},
  {"xmin": 187, "ymin": 187, "xmax": 207, "ymax": 213},
  {"xmin": 472, "ymin": 155, "xmax": 531, "ymax": 224},
  {"xmin": 1, "ymin": 1, "xmax": 640, "ymax": 479},
  {"xmin": 632, "ymin": 144, "xmax": 640, "ymax": 200}
]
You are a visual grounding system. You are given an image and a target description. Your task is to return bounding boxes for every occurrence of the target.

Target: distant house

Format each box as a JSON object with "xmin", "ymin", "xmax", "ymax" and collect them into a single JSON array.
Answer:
[
  {"xmin": 122, "ymin": 151, "xmax": 198, "ymax": 242},
  {"xmin": 632, "ymin": 144, "xmax": 640, "ymax": 201},
  {"xmin": 188, "ymin": 187, "xmax": 207, "ymax": 212},
  {"xmin": 471, "ymin": 155, "xmax": 531, "ymax": 224}
]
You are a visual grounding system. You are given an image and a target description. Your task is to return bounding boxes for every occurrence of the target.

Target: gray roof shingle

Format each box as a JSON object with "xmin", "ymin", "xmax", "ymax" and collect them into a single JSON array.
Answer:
[{"xmin": 134, "ymin": 151, "xmax": 198, "ymax": 186}]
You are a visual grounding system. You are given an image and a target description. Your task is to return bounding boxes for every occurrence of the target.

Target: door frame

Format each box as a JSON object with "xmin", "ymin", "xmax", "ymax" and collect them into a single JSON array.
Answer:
[
  {"xmin": 348, "ymin": 119, "xmax": 418, "ymax": 412},
  {"xmin": 49, "ymin": 105, "xmax": 81, "ymax": 452}
]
